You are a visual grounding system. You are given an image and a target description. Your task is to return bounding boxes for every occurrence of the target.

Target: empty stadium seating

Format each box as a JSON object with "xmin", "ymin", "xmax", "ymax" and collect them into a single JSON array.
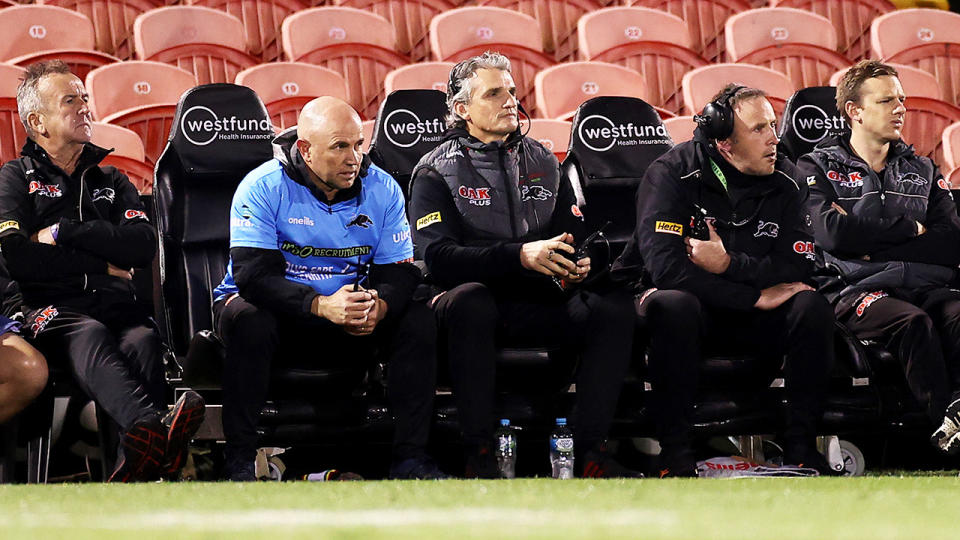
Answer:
[
  {"xmin": 662, "ymin": 115, "xmax": 697, "ymax": 144},
  {"xmin": 133, "ymin": 6, "xmax": 259, "ymax": 85},
  {"xmin": 0, "ymin": 64, "xmax": 28, "ymax": 167},
  {"xmin": 189, "ymin": 0, "xmax": 308, "ymax": 63},
  {"xmin": 90, "ymin": 122, "xmax": 154, "ymax": 193},
  {"xmin": 384, "ymin": 62, "xmax": 455, "ymax": 93},
  {"xmin": 534, "ymin": 62, "xmax": 646, "ymax": 121},
  {"xmin": 0, "ymin": 5, "xmax": 120, "ymax": 82},
  {"xmin": 40, "ymin": 0, "xmax": 160, "ymax": 60},
  {"xmin": 942, "ymin": 121, "xmax": 960, "ymax": 173},
  {"xmin": 578, "ymin": 7, "xmax": 708, "ymax": 116},
  {"xmin": 339, "ymin": 0, "xmax": 455, "ymax": 62},
  {"xmin": 771, "ymin": 0, "xmax": 895, "ymax": 62},
  {"xmin": 626, "ymin": 0, "xmax": 752, "ymax": 63},
  {"xmin": 830, "ymin": 62, "xmax": 943, "ymax": 100},
  {"xmin": 479, "ymin": 0, "xmax": 600, "ymax": 62},
  {"xmin": 429, "ymin": 6, "xmax": 555, "ymax": 116},
  {"xmin": 235, "ymin": 62, "xmax": 348, "ymax": 129},
  {"xmin": 85, "ymin": 61, "xmax": 198, "ymax": 165},
  {"xmin": 899, "ymin": 97, "xmax": 960, "ymax": 168},
  {"xmin": 682, "ymin": 63, "xmax": 796, "ymax": 119},
  {"xmin": 525, "ymin": 118, "xmax": 572, "ymax": 161},
  {"xmin": 281, "ymin": 7, "xmax": 409, "ymax": 119}
]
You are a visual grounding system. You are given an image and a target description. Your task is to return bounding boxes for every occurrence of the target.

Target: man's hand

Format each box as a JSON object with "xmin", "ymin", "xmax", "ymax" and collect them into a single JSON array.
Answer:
[
  {"xmin": 684, "ymin": 221, "xmax": 730, "ymax": 274},
  {"xmin": 520, "ymin": 232, "xmax": 577, "ymax": 277},
  {"xmin": 312, "ymin": 284, "xmax": 375, "ymax": 326},
  {"xmin": 30, "ymin": 225, "xmax": 57, "ymax": 245},
  {"xmin": 344, "ymin": 289, "xmax": 387, "ymax": 336},
  {"xmin": 565, "ymin": 257, "xmax": 591, "ymax": 284},
  {"xmin": 917, "ymin": 220, "xmax": 926, "ymax": 236},
  {"xmin": 107, "ymin": 263, "xmax": 133, "ymax": 280},
  {"xmin": 754, "ymin": 282, "xmax": 814, "ymax": 311}
]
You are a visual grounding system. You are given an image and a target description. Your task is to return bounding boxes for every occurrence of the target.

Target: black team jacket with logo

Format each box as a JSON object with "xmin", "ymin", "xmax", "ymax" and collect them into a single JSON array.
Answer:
[
  {"xmin": 613, "ymin": 129, "xmax": 814, "ymax": 310},
  {"xmin": 0, "ymin": 139, "xmax": 154, "ymax": 310},
  {"xmin": 797, "ymin": 135, "xmax": 960, "ymax": 313},
  {"xmin": 408, "ymin": 127, "xmax": 584, "ymax": 298}
]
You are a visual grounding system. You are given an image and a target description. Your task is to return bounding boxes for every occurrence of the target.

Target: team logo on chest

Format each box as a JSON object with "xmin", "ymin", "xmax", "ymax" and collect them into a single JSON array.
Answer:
[
  {"xmin": 92, "ymin": 188, "xmax": 115, "ymax": 203},
  {"xmin": 346, "ymin": 214, "xmax": 373, "ymax": 229},
  {"xmin": 28, "ymin": 180, "xmax": 62, "ymax": 198},
  {"xmin": 828, "ymin": 170, "xmax": 864, "ymax": 189},
  {"xmin": 754, "ymin": 220, "xmax": 779, "ymax": 238},
  {"xmin": 458, "ymin": 185, "xmax": 491, "ymax": 206},
  {"xmin": 897, "ymin": 172, "xmax": 927, "ymax": 187},
  {"xmin": 521, "ymin": 185, "xmax": 552, "ymax": 201}
]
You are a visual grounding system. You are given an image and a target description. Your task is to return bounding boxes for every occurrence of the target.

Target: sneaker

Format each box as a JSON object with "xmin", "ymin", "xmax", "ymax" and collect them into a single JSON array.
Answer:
[
  {"xmin": 162, "ymin": 390, "xmax": 206, "ymax": 477},
  {"xmin": 581, "ymin": 442, "xmax": 644, "ymax": 478},
  {"xmin": 657, "ymin": 447, "xmax": 698, "ymax": 479},
  {"xmin": 464, "ymin": 444, "xmax": 498, "ymax": 479},
  {"xmin": 783, "ymin": 446, "xmax": 844, "ymax": 476},
  {"xmin": 931, "ymin": 398, "xmax": 960, "ymax": 455},
  {"xmin": 389, "ymin": 457, "xmax": 451, "ymax": 480},
  {"xmin": 108, "ymin": 415, "xmax": 166, "ymax": 483}
]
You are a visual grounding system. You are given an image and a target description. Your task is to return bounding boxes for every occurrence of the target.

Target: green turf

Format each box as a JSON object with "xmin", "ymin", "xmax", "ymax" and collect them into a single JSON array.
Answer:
[{"xmin": 2, "ymin": 476, "xmax": 959, "ymax": 539}]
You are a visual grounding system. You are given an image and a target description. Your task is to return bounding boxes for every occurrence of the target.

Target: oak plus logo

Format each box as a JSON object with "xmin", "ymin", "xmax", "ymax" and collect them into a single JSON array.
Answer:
[
  {"xmin": 576, "ymin": 114, "xmax": 669, "ymax": 152},
  {"xmin": 791, "ymin": 104, "xmax": 846, "ymax": 144},
  {"xmin": 28, "ymin": 25, "xmax": 46, "ymax": 39},
  {"xmin": 133, "ymin": 81, "xmax": 152, "ymax": 95},
  {"xmin": 383, "ymin": 108, "xmax": 444, "ymax": 148},
  {"xmin": 180, "ymin": 106, "xmax": 274, "ymax": 146},
  {"xmin": 281, "ymin": 82, "xmax": 300, "ymax": 96}
]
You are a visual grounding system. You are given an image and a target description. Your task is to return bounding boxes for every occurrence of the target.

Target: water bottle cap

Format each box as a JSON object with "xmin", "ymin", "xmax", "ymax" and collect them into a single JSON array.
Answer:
[
  {"xmin": 500, "ymin": 418, "xmax": 510, "ymax": 426},
  {"xmin": 556, "ymin": 417, "xmax": 567, "ymax": 425}
]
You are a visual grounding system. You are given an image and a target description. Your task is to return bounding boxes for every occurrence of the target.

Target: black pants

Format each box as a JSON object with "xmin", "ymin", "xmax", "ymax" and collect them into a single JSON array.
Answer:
[
  {"xmin": 214, "ymin": 296, "xmax": 437, "ymax": 464},
  {"xmin": 432, "ymin": 283, "xmax": 635, "ymax": 451},
  {"xmin": 839, "ymin": 287, "xmax": 960, "ymax": 423},
  {"xmin": 28, "ymin": 304, "xmax": 166, "ymax": 431},
  {"xmin": 636, "ymin": 289, "xmax": 834, "ymax": 456}
]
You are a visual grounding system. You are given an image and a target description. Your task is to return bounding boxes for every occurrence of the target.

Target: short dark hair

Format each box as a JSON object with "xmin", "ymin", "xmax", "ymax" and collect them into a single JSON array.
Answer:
[
  {"xmin": 17, "ymin": 60, "xmax": 74, "ymax": 137},
  {"xmin": 708, "ymin": 83, "xmax": 767, "ymax": 112},
  {"xmin": 835, "ymin": 60, "xmax": 899, "ymax": 124}
]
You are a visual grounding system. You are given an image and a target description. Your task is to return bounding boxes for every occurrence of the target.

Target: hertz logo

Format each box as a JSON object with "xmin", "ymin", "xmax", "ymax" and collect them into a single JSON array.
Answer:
[{"xmin": 655, "ymin": 221, "xmax": 683, "ymax": 236}]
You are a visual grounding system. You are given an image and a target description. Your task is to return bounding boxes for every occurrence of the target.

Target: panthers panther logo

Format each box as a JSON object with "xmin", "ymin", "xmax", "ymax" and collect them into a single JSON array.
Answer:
[
  {"xmin": 346, "ymin": 214, "xmax": 373, "ymax": 229},
  {"xmin": 521, "ymin": 185, "xmax": 552, "ymax": 201}
]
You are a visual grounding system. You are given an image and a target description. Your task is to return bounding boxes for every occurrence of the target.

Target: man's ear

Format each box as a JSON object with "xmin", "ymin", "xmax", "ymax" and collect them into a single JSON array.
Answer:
[
  {"xmin": 454, "ymin": 101, "xmax": 470, "ymax": 123},
  {"xmin": 715, "ymin": 137, "xmax": 732, "ymax": 154},
  {"xmin": 295, "ymin": 139, "xmax": 310, "ymax": 161},
  {"xmin": 844, "ymin": 100, "xmax": 861, "ymax": 124},
  {"xmin": 27, "ymin": 111, "xmax": 45, "ymax": 138}
]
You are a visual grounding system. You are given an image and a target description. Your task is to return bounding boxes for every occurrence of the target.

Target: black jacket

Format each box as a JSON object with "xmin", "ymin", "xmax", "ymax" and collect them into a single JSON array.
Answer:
[
  {"xmin": 613, "ymin": 131, "xmax": 815, "ymax": 310},
  {"xmin": 0, "ymin": 139, "xmax": 154, "ymax": 310},
  {"xmin": 797, "ymin": 135, "xmax": 960, "ymax": 308},
  {"xmin": 228, "ymin": 129, "xmax": 420, "ymax": 319},
  {"xmin": 408, "ymin": 127, "xmax": 584, "ymax": 298}
]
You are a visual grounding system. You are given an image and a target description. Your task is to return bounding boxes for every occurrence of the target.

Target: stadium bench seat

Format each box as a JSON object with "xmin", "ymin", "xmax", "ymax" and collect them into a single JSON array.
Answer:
[
  {"xmin": 478, "ymin": 0, "xmax": 601, "ymax": 62},
  {"xmin": 429, "ymin": 6, "xmax": 555, "ymax": 117},
  {"xmin": 235, "ymin": 62, "xmax": 348, "ymax": 130},
  {"xmin": 534, "ymin": 62, "xmax": 646, "ymax": 121},
  {"xmin": 681, "ymin": 63, "xmax": 795, "ymax": 119},
  {"xmin": 899, "ymin": 97, "xmax": 960, "ymax": 168},
  {"xmin": 0, "ymin": 64, "xmax": 28, "ymax": 167},
  {"xmin": 90, "ymin": 122, "xmax": 154, "ymax": 194},
  {"xmin": 189, "ymin": 0, "xmax": 309, "ymax": 63},
  {"xmin": 338, "ymin": 0, "xmax": 455, "ymax": 62},
  {"xmin": 133, "ymin": 6, "xmax": 259, "ymax": 85},
  {"xmin": 577, "ymin": 7, "xmax": 709, "ymax": 115},
  {"xmin": 85, "ymin": 61, "xmax": 198, "ymax": 165},
  {"xmin": 777, "ymin": 86, "xmax": 846, "ymax": 164},
  {"xmin": 0, "ymin": 5, "xmax": 120, "ymax": 82},
  {"xmin": 384, "ymin": 62, "xmax": 455, "ymax": 94},
  {"xmin": 39, "ymin": 0, "xmax": 161, "ymax": 60},
  {"xmin": 771, "ymin": 0, "xmax": 895, "ymax": 62},
  {"xmin": 662, "ymin": 115, "xmax": 697, "ymax": 144},
  {"xmin": 830, "ymin": 62, "xmax": 943, "ymax": 100},
  {"xmin": 724, "ymin": 8, "xmax": 850, "ymax": 89},
  {"xmin": 870, "ymin": 8, "xmax": 960, "ymax": 106},
  {"xmin": 625, "ymin": 0, "xmax": 752, "ymax": 63},
  {"xmin": 942, "ymin": 121, "xmax": 960, "ymax": 173},
  {"xmin": 362, "ymin": 118, "xmax": 374, "ymax": 153},
  {"xmin": 525, "ymin": 118, "xmax": 571, "ymax": 161},
  {"xmin": 282, "ymin": 7, "xmax": 410, "ymax": 119}
]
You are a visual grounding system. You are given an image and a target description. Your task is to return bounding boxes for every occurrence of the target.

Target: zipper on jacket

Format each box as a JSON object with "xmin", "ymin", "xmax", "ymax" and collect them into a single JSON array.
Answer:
[{"xmin": 499, "ymin": 146, "xmax": 519, "ymax": 239}]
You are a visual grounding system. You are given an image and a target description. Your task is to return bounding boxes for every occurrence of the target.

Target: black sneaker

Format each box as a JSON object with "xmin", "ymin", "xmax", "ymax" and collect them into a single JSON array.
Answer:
[
  {"xmin": 931, "ymin": 398, "xmax": 960, "ymax": 455},
  {"xmin": 783, "ymin": 446, "xmax": 844, "ymax": 476},
  {"xmin": 657, "ymin": 447, "xmax": 698, "ymax": 479},
  {"xmin": 162, "ymin": 390, "xmax": 206, "ymax": 478},
  {"xmin": 225, "ymin": 459, "xmax": 257, "ymax": 482},
  {"xmin": 108, "ymin": 415, "xmax": 166, "ymax": 483},
  {"xmin": 389, "ymin": 457, "xmax": 452, "ymax": 480},
  {"xmin": 581, "ymin": 442, "xmax": 644, "ymax": 478},
  {"xmin": 464, "ymin": 444, "xmax": 498, "ymax": 479}
]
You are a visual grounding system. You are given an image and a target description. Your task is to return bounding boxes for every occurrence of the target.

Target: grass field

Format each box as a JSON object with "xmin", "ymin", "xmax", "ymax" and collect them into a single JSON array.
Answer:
[{"xmin": 2, "ymin": 476, "xmax": 960, "ymax": 539}]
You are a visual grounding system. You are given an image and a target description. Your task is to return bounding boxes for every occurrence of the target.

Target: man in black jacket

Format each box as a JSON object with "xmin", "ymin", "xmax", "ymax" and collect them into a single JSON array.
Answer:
[
  {"xmin": 0, "ymin": 61, "xmax": 203, "ymax": 482},
  {"xmin": 798, "ymin": 60, "xmax": 960, "ymax": 455},
  {"xmin": 614, "ymin": 84, "xmax": 836, "ymax": 476},
  {"xmin": 212, "ymin": 96, "xmax": 443, "ymax": 481},
  {"xmin": 409, "ymin": 52, "xmax": 637, "ymax": 478}
]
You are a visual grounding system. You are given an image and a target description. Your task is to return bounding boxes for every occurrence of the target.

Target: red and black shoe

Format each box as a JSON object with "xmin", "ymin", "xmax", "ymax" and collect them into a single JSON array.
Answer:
[
  {"xmin": 108, "ymin": 415, "xmax": 166, "ymax": 483},
  {"xmin": 162, "ymin": 390, "xmax": 206, "ymax": 478},
  {"xmin": 581, "ymin": 442, "xmax": 644, "ymax": 478}
]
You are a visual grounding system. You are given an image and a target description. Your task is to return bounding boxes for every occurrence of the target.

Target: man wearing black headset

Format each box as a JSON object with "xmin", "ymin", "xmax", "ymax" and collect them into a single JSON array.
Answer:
[
  {"xmin": 613, "ymin": 84, "xmax": 837, "ymax": 477},
  {"xmin": 408, "ymin": 52, "xmax": 637, "ymax": 478}
]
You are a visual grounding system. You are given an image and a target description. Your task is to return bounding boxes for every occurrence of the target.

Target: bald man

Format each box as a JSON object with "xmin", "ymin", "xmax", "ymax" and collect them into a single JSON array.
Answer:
[{"xmin": 212, "ymin": 97, "xmax": 444, "ymax": 480}]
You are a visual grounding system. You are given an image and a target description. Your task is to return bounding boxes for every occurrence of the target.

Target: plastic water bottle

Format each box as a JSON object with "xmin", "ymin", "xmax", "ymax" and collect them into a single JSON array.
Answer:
[
  {"xmin": 550, "ymin": 418, "xmax": 575, "ymax": 479},
  {"xmin": 495, "ymin": 419, "xmax": 517, "ymax": 479}
]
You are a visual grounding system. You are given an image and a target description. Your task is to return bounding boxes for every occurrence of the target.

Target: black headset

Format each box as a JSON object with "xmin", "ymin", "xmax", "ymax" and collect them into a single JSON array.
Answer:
[{"xmin": 693, "ymin": 84, "xmax": 746, "ymax": 141}]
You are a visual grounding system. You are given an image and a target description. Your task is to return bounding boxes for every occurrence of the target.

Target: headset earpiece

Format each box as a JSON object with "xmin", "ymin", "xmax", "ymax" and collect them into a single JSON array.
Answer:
[{"xmin": 694, "ymin": 85, "xmax": 746, "ymax": 141}]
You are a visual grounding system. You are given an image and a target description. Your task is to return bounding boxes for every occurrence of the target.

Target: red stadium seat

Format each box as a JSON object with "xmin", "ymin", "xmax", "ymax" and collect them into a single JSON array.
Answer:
[
  {"xmin": 900, "ymin": 97, "xmax": 960, "ymax": 168},
  {"xmin": 870, "ymin": 9, "xmax": 960, "ymax": 106},
  {"xmin": 188, "ymin": 0, "xmax": 309, "ymax": 62},
  {"xmin": 534, "ymin": 61, "xmax": 646, "ymax": 120},
  {"xmin": 86, "ymin": 61, "xmax": 198, "ymax": 165},
  {"xmin": 942, "ymin": 121, "xmax": 960, "ymax": 173},
  {"xmin": 830, "ymin": 63, "xmax": 943, "ymax": 100},
  {"xmin": 134, "ymin": 6, "xmax": 259, "ymax": 85},
  {"xmin": 0, "ymin": 6, "xmax": 119, "ymax": 82},
  {"xmin": 362, "ymin": 118, "xmax": 374, "ymax": 152},
  {"xmin": 948, "ymin": 166, "xmax": 960, "ymax": 189},
  {"xmin": 429, "ymin": 6, "xmax": 555, "ymax": 116},
  {"xmin": 479, "ymin": 0, "xmax": 602, "ymax": 61},
  {"xmin": 682, "ymin": 63, "xmax": 795, "ymax": 118},
  {"xmin": 524, "ymin": 118, "xmax": 571, "ymax": 161},
  {"xmin": 236, "ymin": 62, "xmax": 348, "ymax": 129},
  {"xmin": 663, "ymin": 114, "xmax": 697, "ymax": 144},
  {"xmin": 39, "ymin": 0, "xmax": 161, "ymax": 60},
  {"xmin": 626, "ymin": 0, "xmax": 752, "ymax": 63},
  {"xmin": 337, "ymin": 0, "xmax": 455, "ymax": 62},
  {"xmin": 282, "ymin": 7, "xmax": 409, "ymax": 119},
  {"xmin": 0, "ymin": 64, "xmax": 28, "ymax": 167},
  {"xmin": 384, "ymin": 62, "xmax": 455, "ymax": 93},
  {"xmin": 578, "ymin": 7, "xmax": 709, "ymax": 115},
  {"xmin": 771, "ymin": 0, "xmax": 895, "ymax": 62},
  {"xmin": 725, "ymin": 8, "xmax": 849, "ymax": 89},
  {"xmin": 90, "ymin": 122, "xmax": 154, "ymax": 193}
]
